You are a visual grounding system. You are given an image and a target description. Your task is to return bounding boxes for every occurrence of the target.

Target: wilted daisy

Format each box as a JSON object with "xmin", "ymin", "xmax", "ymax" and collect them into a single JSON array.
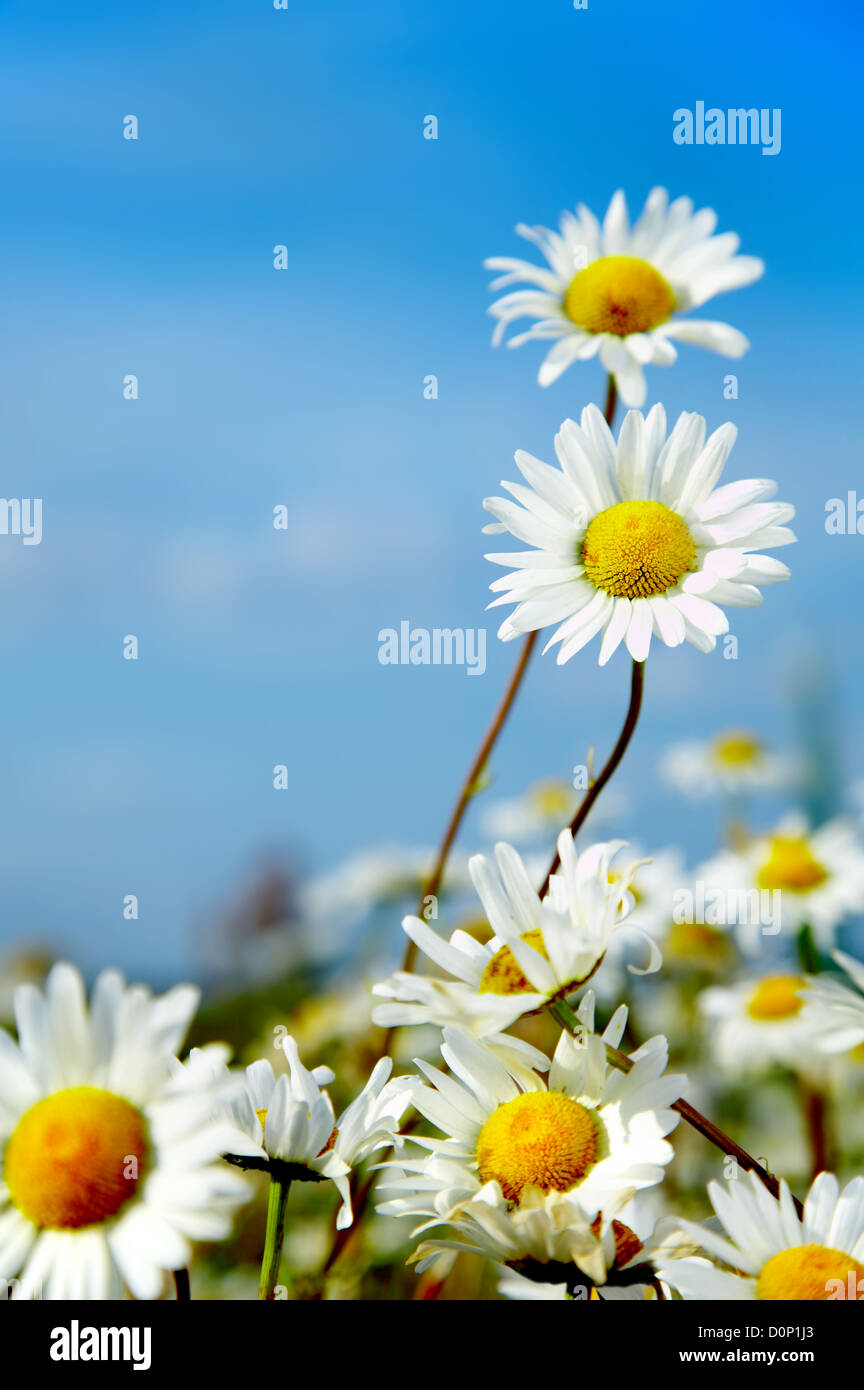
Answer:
[
  {"xmin": 372, "ymin": 833, "xmax": 659, "ymax": 1038},
  {"xmin": 378, "ymin": 1006, "xmax": 685, "ymax": 1282},
  {"xmin": 700, "ymin": 815, "xmax": 864, "ymax": 953},
  {"xmin": 659, "ymin": 1170, "xmax": 864, "ymax": 1301},
  {"xmin": 484, "ymin": 405, "xmax": 794, "ymax": 664},
  {"xmin": 485, "ymin": 187, "xmax": 763, "ymax": 406},
  {"xmin": 699, "ymin": 974, "xmax": 823, "ymax": 1076},
  {"xmin": 0, "ymin": 963, "xmax": 250, "ymax": 1300},
  {"xmin": 211, "ymin": 1036, "xmax": 413, "ymax": 1230},
  {"xmin": 660, "ymin": 731, "xmax": 805, "ymax": 799},
  {"xmin": 801, "ymin": 952, "xmax": 864, "ymax": 1054}
]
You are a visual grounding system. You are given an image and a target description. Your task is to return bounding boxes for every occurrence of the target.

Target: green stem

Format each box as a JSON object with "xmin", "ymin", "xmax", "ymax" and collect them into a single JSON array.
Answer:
[
  {"xmin": 796, "ymin": 923, "xmax": 822, "ymax": 974},
  {"xmin": 258, "ymin": 1177, "xmax": 291, "ymax": 1301}
]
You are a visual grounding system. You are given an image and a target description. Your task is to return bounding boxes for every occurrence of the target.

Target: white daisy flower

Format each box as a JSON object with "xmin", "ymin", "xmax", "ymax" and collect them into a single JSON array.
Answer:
[
  {"xmin": 378, "ymin": 1003, "xmax": 685, "ymax": 1281},
  {"xmin": 659, "ymin": 1170, "xmax": 864, "ymax": 1301},
  {"xmin": 699, "ymin": 973, "xmax": 823, "ymax": 1076},
  {"xmin": 0, "ymin": 963, "xmax": 251, "ymax": 1301},
  {"xmin": 801, "ymin": 952, "xmax": 864, "ymax": 1054},
  {"xmin": 699, "ymin": 815, "xmax": 864, "ymax": 953},
  {"xmin": 485, "ymin": 187, "xmax": 763, "ymax": 406},
  {"xmin": 211, "ymin": 1036, "xmax": 413, "ymax": 1230},
  {"xmin": 483, "ymin": 405, "xmax": 794, "ymax": 665},
  {"xmin": 660, "ymin": 731, "xmax": 805, "ymax": 799},
  {"xmin": 372, "ymin": 833, "xmax": 659, "ymax": 1038},
  {"xmin": 479, "ymin": 776, "xmax": 628, "ymax": 846}
]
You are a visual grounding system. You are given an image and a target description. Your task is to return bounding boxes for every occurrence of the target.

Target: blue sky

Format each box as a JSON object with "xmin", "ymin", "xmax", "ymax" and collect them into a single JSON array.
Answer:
[{"xmin": 0, "ymin": 0, "xmax": 861, "ymax": 980}]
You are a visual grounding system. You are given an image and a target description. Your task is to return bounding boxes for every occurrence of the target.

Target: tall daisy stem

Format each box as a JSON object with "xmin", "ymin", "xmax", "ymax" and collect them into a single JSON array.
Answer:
[
  {"xmin": 550, "ymin": 998, "xmax": 803, "ymax": 1216},
  {"xmin": 258, "ymin": 1176, "xmax": 291, "ymax": 1301},
  {"xmin": 538, "ymin": 658, "xmax": 645, "ymax": 898},
  {"xmin": 390, "ymin": 372, "xmax": 620, "ymax": 1006}
]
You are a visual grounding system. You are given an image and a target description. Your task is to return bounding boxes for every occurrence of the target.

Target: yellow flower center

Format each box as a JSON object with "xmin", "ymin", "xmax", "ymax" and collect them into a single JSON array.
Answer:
[
  {"xmin": 5, "ymin": 1086, "xmax": 148, "ymax": 1230},
  {"xmin": 476, "ymin": 1092, "xmax": 599, "ymax": 1203},
  {"xmin": 666, "ymin": 921, "xmax": 732, "ymax": 966},
  {"xmin": 563, "ymin": 256, "xmax": 676, "ymax": 337},
  {"xmin": 581, "ymin": 500, "xmax": 697, "ymax": 600},
  {"xmin": 757, "ymin": 836, "xmax": 828, "ymax": 893},
  {"xmin": 756, "ymin": 1245, "xmax": 864, "ymax": 1300},
  {"xmin": 529, "ymin": 779, "xmax": 572, "ymax": 819},
  {"xmin": 746, "ymin": 975, "xmax": 805, "ymax": 1021},
  {"xmin": 478, "ymin": 928, "xmax": 549, "ymax": 996},
  {"xmin": 713, "ymin": 732, "xmax": 762, "ymax": 767}
]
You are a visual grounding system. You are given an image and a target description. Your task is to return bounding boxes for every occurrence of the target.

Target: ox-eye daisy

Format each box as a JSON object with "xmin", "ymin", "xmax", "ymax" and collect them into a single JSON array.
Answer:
[
  {"xmin": 801, "ymin": 952, "xmax": 864, "ymax": 1054},
  {"xmin": 699, "ymin": 815, "xmax": 864, "ymax": 953},
  {"xmin": 660, "ymin": 730, "xmax": 804, "ymax": 799},
  {"xmin": 485, "ymin": 187, "xmax": 763, "ymax": 406},
  {"xmin": 201, "ymin": 1037, "xmax": 413, "ymax": 1230},
  {"xmin": 699, "ymin": 973, "xmax": 825, "ymax": 1077},
  {"xmin": 372, "ymin": 833, "xmax": 660, "ymax": 1038},
  {"xmin": 0, "ymin": 963, "xmax": 250, "ymax": 1300},
  {"xmin": 377, "ymin": 1003, "xmax": 685, "ymax": 1282},
  {"xmin": 659, "ymin": 1170, "xmax": 864, "ymax": 1301},
  {"xmin": 483, "ymin": 405, "xmax": 794, "ymax": 665}
]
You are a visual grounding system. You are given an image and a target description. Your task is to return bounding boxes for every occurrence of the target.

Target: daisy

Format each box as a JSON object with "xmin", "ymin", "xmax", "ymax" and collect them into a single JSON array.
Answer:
[
  {"xmin": 801, "ymin": 952, "xmax": 864, "ymax": 1054},
  {"xmin": 479, "ymin": 776, "xmax": 628, "ymax": 845},
  {"xmin": 699, "ymin": 973, "xmax": 823, "ymax": 1076},
  {"xmin": 660, "ymin": 731, "xmax": 804, "ymax": 799},
  {"xmin": 699, "ymin": 815, "xmax": 864, "ymax": 953},
  {"xmin": 371, "ymin": 832, "xmax": 659, "ymax": 1038},
  {"xmin": 485, "ymin": 187, "xmax": 763, "ymax": 406},
  {"xmin": 659, "ymin": 1170, "xmax": 864, "ymax": 1301},
  {"xmin": 208, "ymin": 1036, "xmax": 413, "ymax": 1230},
  {"xmin": 483, "ymin": 404, "xmax": 795, "ymax": 665},
  {"xmin": 0, "ymin": 963, "xmax": 250, "ymax": 1300},
  {"xmin": 377, "ymin": 1003, "xmax": 685, "ymax": 1283}
]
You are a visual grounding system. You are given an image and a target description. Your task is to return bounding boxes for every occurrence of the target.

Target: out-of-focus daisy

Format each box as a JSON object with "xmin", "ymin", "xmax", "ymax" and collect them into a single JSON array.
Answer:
[
  {"xmin": 699, "ymin": 973, "xmax": 822, "ymax": 1076},
  {"xmin": 205, "ymin": 1037, "xmax": 413, "ymax": 1230},
  {"xmin": 483, "ymin": 405, "xmax": 794, "ymax": 665},
  {"xmin": 659, "ymin": 1170, "xmax": 864, "ymax": 1301},
  {"xmin": 485, "ymin": 187, "xmax": 763, "ymax": 406},
  {"xmin": 372, "ymin": 833, "xmax": 659, "ymax": 1038},
  {"xmin": 593, "ymin": 847, "xmax": 687, "ymax": 1001},
  {"xmin": 660, "ymin": 731, "xmax": 805, "ymax": 799},
  {"xmin": 699, "ymin": 815, "xmax": 864, "ymax": 953},
  {"xmin": 801, "ymin": 952, "xmax": 864, "ymax": 1054},
  {"xmin": 378, "ymin": 1006, "xmax": 685, "ymax": 1283},
  {"xmin": 480, "ymin": 776, "xmax": 628, "ymax": 846},
  {"xmin": 0, "ymin": 963, "xmax": 250, "ymax": 1300}
]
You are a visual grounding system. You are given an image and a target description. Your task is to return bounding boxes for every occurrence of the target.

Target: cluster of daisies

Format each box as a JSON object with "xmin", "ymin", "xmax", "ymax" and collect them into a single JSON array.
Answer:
[{"xmin": 3, "ymin": 187, "xmax": 864, "ymax": 1303}]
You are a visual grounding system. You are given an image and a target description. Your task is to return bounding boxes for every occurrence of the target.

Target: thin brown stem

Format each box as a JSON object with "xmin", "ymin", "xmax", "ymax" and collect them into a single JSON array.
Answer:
[
  {"xmin": 538, "ymin": 658, "xmax": 645, "ymax": 899},
  {"xmin": 801, "ymin": 1080, "xmax": 831, "ymax": 1180},
  {"xmin": 550, "ymin": 1000, "xmax": 803, "ymax": 1215}
]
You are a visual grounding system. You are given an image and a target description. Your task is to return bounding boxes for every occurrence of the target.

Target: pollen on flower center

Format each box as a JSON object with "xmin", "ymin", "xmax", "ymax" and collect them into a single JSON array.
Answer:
[
  {"xmin": 563, "ymin": 256, "xmax": 676, "ymax": 337},
  {"xmin": 478, "ymin": 928, "xmax": 549, "ymax": 996},
  {"xmin": 476, "ymin": 1091, "xmax": 599, "ymax": 1202},
  {"xmin": 714, "ymin": 732, "xmax": 762, "ymax": 767},
  {"xmin": 581, "ymin": 500, "xmax": 697, "ymax": 600},
  {"xmin": 757, "ymin": 836, "xmax": 828, "ymax": 893},
  {"xmin": 756, "ymin": 1245, "xmax": 864, "ymax": 1300},
  {"xmin": 5, "ymin": 1086, "xmax": 148, "ymax": 1230},
  {"xmin": 746, "ymin": 975, "xmax": 805, "ymax": 1021}
]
